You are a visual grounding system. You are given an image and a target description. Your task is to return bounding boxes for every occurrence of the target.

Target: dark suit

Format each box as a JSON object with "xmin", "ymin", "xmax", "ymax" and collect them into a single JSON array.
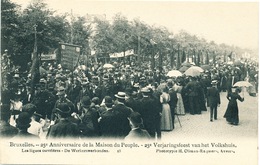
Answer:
[
  {"xmin": 185, "ymin": 80, "xmax": 201, "ymax": 115},
  {"xmin": 47, "ymin": 118, "xmax": 80, "ymax": 139},
  {"xmin": 207, "ymin": 86, "xmax": 220, "ymax": 120},
  {"xmin": 80, "ymin": 107, "xmax": 100, "ymax": 137},
  {"xmin": 112, "ymin": 103, "xmax": 133, "ymax": 138},
  {"xmin": 139, "ymin": 96, "xmax": 161, "ymax": 138},
  {"xmin": 99, "ymin": 108, "xmax": 121, "ymax": 138},
  {"xmin": 168, "ymin": 88, "xmax": 178, "ymax": 127}
]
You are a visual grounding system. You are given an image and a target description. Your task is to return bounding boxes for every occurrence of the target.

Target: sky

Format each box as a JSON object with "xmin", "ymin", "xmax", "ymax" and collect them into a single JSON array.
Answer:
[{"xmin": 11, "ymin": 0, "xmax": 259, "ymax": 50}]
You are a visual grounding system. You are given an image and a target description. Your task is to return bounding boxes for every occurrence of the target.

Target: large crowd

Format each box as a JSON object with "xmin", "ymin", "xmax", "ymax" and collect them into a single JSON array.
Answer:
[{"xmin": 0, "ymin": 55, "xmax": 258, "ymax": 140}]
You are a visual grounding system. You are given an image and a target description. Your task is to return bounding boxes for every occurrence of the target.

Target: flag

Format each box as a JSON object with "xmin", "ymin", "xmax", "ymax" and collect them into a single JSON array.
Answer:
[{"xmin": 30, "ymin": 35, "xmax": 40, "ymax": 94}]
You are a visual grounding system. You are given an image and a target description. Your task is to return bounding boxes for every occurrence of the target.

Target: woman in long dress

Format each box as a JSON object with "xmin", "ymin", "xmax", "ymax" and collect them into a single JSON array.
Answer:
[
  {"xmin": 174, "ymin": 83, "xmax": 185, "ymax": 115},
  {"xmin": 160, "ymin": 87, "xmax": 173, "ymax": 131},
  {"xmin": 224, "ymin": 87, "xmax": 244, "ymax": 125}
]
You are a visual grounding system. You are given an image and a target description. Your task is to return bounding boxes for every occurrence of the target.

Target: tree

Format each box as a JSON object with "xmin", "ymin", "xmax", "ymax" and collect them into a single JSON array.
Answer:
[
  {"xmin": 1, "ymin": 0, "xmax": 20, "ymax": 59},
  {"xmin": 70, "ymin": 16, "xmax": 92, "ymax": 55},
  {"xmin": 111, "ymin": 13, "xmax": 133, "ymax": 65}
]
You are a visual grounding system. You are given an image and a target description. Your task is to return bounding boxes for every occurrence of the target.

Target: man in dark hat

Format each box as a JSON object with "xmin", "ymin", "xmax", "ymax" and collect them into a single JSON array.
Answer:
[
  {"xmin": 0, "ymin": 104, "xmax": 18, "ymax": 138},
  {"xmin": 77, "ymin": 96, "xmax": 100, "ymax": 138},
  {"xmin": 52, "ymin": 86, "xmax": 75, "ymax": 121},
  {"xmin": 12, "ymin": 112, "xmax": 39, "ymax": 139},
  {"xmin": 207, "ymin": 80, "xmax": 221, "ymax": 122},
  {"xmin": 184, "ymin": 76, "xmax": 201, "ymax": 115},
  {"xmin": 125, "ymin": 112, "xmax": 151, "ymax": 140},
  {"xmin": 112, "ymin": 92, "xmax": 133, "ymax": 138},
  {"xmin": 99, "ymin": 96, "xmax": 121, "ymax": 138},
  {"xmin": 47, "ymin": 103, "xmax": 80, "ymax": 139},
  {"xmin": 167, "ymin": 80, "xmax": 178, "ymax": 128},
  {"xmin": 139, "ymin": 87, "xmax": 161, "ymax": 139}
]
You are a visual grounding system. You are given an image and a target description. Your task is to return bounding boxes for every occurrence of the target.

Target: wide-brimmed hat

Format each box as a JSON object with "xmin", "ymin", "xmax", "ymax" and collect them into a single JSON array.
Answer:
[
  {"xmin": 55, "ymin": 103, "xmax": 71, "ymax": 114},
  {"xmin": 16, "ymin": 112, "xmax": 32, "ymax": 129},
  {"xmin": 115, "ymin": 92, "xmax": 126, "ymax": 100}
]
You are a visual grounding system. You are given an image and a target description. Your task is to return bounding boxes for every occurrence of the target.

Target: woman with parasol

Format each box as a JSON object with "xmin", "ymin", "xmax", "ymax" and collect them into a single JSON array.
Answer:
[{"xmin": 223, "ymin": 87, "xmax": 244, "ymax": 125}]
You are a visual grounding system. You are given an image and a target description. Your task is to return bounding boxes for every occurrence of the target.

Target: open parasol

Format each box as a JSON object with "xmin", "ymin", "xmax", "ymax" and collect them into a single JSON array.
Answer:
[
  {"xmin": 184, "ymin": 67, "xmax": 201, "ymax": 77},
  {"xmin": 103, "ymin": 63, "xmax": 114, "ymax": 69},
  {"xmin": 233, "ymin": 81, "xmax": 253, "ymax": 97},
  {"xmin": 233, "ymin": 81, "xmax": 253, "ymax": 87},
  {"xmin": 166, "ymin": 70, "xmax": 183, "ymax": 78}
]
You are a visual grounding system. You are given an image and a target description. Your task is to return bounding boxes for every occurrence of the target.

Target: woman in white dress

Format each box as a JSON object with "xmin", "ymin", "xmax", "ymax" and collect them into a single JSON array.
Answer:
[{"xmin": 160, "ymin": 87, "xmax": 173, "ymax": 131}]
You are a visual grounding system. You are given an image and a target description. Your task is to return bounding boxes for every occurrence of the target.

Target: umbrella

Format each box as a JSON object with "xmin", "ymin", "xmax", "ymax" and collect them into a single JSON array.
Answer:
[
  {"xmin": 184, "ymin": 67, "xmax": 201, "ymax": 77},
  {"xmin": 103, "ymin": 63, "xmax": 114, "ymax": 69},
  {"xmin": 166, "ymin": 70, "xmax": 182, "ymax": 77},
  {"xmin": 189, "ymin": 66, "xmax": 204, "ymax": 72},
  {"xmin": 233, "ymin": 81, "xmax": 253, "ymax": 97},
  {"xmin": 233, "ymin": 81, "xmax": 253, "ymax": 87},
  {"xmin": 179, "ymin": 66, "xmax": 190, "ymax": 72},
  {"xmin": 200, "ymin": 64, "xmax": 211, "ymax": 71}
]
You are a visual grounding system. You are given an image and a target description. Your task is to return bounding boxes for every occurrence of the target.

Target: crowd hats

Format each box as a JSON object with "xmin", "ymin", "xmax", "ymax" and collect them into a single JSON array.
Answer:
[{"xmin": 115, "ymin": 92, "xmax": 126, "ymax": 100}]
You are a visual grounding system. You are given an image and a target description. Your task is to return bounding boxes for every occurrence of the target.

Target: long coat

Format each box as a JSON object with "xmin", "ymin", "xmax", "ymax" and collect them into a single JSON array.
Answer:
[
  {"xmin": 207, "ymin": 87, "xmax": 220, "ymax": 107},
  {"xmin": 99, "ymin": 109, "xmax": 121, "ymax": 138},
  {"xmin": 47, "ymin": 119, "xmax": 80, "ymax": 139},
  {"xmin": 112, "ymin": 103, "xmax": 133, "ymax": 138},
  {"xmin": 224, "ymin": 92, "xmax": 244, "ymax": 124}
]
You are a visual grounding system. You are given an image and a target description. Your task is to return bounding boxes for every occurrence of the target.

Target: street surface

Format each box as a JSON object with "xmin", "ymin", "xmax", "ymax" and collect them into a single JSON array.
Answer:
[{"xmin": 163, "ymin": 90, "xmax": 258, "ymax": 140}]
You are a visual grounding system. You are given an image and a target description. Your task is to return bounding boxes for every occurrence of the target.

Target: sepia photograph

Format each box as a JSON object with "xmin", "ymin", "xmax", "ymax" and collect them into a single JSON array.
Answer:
[{"xmin": 0, "ymin": 0, "xmax": 259, "ymax": 164}]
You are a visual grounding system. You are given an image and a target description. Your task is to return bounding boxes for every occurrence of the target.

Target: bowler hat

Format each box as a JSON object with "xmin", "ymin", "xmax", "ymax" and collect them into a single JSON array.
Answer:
[
  {"xmin": 115, "ymin": 92, "xmax": 126, "ymax": 100},
  {"xmin": 81, "ymin": 96, "xmax": 91, "ymax": 106},
  {"xmin": 104, "ymin": 96, "xmax": 113, "ymax": 105}
]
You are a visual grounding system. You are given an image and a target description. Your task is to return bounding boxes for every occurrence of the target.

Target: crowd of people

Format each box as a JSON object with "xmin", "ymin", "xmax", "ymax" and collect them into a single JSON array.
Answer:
[{"xmin": 0, "ymin": 56, "xmax": 258, "ymax": 140}]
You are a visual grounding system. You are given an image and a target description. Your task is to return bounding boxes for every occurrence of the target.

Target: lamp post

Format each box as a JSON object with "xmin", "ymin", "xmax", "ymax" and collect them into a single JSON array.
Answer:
[{"xmin": 169, "ymin": 35, "xmax": 175, "ymax": 69}]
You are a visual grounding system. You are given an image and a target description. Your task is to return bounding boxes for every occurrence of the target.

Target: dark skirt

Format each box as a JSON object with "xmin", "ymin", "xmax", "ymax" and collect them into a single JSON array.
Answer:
[{"xmin": 224, "ymin": 102, "xmax": 239, "ymax": 124}]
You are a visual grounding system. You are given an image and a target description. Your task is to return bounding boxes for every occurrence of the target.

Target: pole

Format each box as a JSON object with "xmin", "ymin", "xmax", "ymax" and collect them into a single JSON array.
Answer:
[{"xmin": 138, "ymin": 35, "xmax": 141, "ymax": 66}]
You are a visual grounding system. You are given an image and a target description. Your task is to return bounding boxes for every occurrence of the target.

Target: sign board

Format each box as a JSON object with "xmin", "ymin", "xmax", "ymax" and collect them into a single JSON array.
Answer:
[
  {"xmin": 60, "ymin": 43, "xmax": 81, "ymax": 70},
  {"xmin": 41, "ymin": 54, "xmax": 56, "ymax": 61},
  {"xmin": 109, "ymin": 49, "xmax": 134, "ymax": 58}
]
